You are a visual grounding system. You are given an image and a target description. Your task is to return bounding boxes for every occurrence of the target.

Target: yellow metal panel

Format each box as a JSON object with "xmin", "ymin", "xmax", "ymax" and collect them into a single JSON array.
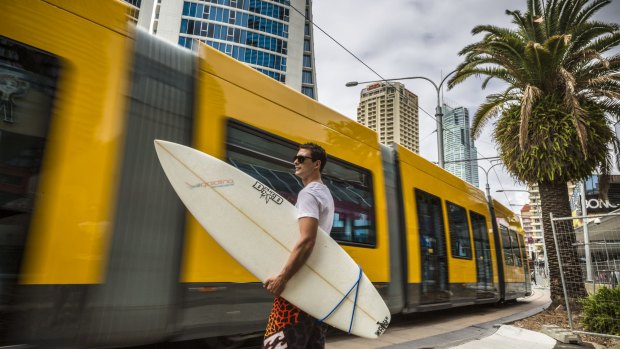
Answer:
[
  {"xmin": 494, "ymin": 201, "xmax": 526, "ymax": 282},
  {"xmin": 43, "ymin": 0, "xmax": 130, "ymax": 35},
  {"xmin": 181, "ymin": 45, "xmax": 390, "ymax": 283},
  {"xmin": 396, "ymin": 145, "xmax": 491, "ymax": 284},
  {"xmin": 197, "ymin": 46, "xmax": 379, "ymax": 147},
  {"xmin": 2, "ymin": 0, "xmax": 132, "ymax": 284}
]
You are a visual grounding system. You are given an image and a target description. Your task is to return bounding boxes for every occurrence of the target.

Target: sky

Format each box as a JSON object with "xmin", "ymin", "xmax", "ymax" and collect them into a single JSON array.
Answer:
[{"xmin": 309, "ymin": 0, "xmax": 620, "ymax": 213}]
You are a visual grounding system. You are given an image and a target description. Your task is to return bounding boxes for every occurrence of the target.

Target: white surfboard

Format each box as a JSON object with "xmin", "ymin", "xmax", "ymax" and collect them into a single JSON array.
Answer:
[{"xmin": 154, "ymin": 140, "xmax": 390, "ymax": 338}]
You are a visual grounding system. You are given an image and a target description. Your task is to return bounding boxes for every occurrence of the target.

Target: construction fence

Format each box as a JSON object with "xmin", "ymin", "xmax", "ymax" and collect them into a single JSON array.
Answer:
[{"xmin": 550, "ymin": 212, "xmax": 620, "ymax": 338}]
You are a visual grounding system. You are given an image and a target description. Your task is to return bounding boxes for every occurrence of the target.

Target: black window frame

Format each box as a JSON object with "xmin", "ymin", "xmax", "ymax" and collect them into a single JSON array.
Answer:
[
  {"xmin": 500, "ymin": 224, "xmax": 514, "ymax": 266},
  {"xmin": 469, "ymin": 210, "xmax": 493, "ymax": 282},
  {"xmin": 510, "ymin": 228, "xmax": 523, "ymax": 267},
  {"xmin": 518, "ymin": 234, "xmax": 528, "ymax": 271},
  {"xmin": 445, "ymin": 201, "xmax": 472, "ymax": 260}
]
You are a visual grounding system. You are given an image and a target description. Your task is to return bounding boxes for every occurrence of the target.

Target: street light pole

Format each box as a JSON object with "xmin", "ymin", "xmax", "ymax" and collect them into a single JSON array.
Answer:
[
  {"xmin": 479, "ymin": 163, "xmax": 505, "ymax": 208},
  {"xmin": 580, "ymin": 181, "xmax": 593, "ymax": 282},
  {"xmin": 478, "ymin": 162, "xmax": 505, "ymax": 299},
  {"xmin": 346, "ymin": 70, "xmax": 457, "ymax": 168}
]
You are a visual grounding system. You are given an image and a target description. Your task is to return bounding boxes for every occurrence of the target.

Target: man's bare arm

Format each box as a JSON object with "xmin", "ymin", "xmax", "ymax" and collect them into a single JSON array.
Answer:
[{"xmin": 264, "ymin": 217, "xmax": 318, "ymax": 296}]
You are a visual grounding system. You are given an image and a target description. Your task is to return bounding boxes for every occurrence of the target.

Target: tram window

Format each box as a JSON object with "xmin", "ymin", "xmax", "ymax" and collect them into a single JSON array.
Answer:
[
  {"xmin": 510, "ymin": 229, "xmax": 522, "ymax": 267},
  {"xmin": 500, "ymin": 225, "xmax": 514, "ymax": 265},
  {"xmin": 226, "ymin": 120, "xmax": 376, "ymax": 246},
  {"xmin": 0, "ymin": 36, "xmax": 59, "ymax": 305},
  {"xmin": 446, "ymin": 201, "xmax": 472, "ymax": 259},
  {"xmin": 415, "ymin": 189, "xmax": 448, "ymax": 287},
  {"xmin": 470, "ymin": 211, "xmax": 493, "ymax": 282},
  {"xmin": 518, "ymin": 234, "xmax": 527, "ymax": 271}
]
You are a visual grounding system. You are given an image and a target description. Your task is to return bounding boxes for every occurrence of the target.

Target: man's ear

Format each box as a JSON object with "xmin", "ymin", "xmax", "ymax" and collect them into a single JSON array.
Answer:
[{"xmin": 315, "ymin": 160, "xmax": 321, "ymax": 171}]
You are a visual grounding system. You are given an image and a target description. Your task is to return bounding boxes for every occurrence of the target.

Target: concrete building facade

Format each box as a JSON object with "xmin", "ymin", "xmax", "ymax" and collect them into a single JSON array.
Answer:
[
  {"xmin": 520, "ymin": 204, "xmax": 537, "ymax": 261},
  {"xmin": 355, "ymin": 82, "xmax": 419, "ymax": 153},
  {"xmin": 527, "ymin": 183, "xmax": 544, "ymax": 259}
]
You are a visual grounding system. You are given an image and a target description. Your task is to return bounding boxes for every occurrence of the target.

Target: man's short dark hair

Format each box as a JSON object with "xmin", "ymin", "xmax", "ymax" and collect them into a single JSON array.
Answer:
[{"xmin": 299, "ymin": 143, "xmax": 327, "ymax": 172}]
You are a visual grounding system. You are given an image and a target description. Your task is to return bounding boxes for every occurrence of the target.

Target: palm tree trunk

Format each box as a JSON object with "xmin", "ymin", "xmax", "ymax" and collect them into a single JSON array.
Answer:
[{"xmin": 539, "ymin": 182, "xmax": 588, "ymax": 308}]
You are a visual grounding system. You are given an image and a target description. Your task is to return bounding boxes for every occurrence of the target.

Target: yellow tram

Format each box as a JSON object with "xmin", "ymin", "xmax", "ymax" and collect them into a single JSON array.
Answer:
[{"xmin": 0, "ymin": 1, "xmax": 530, "ymax": 347}]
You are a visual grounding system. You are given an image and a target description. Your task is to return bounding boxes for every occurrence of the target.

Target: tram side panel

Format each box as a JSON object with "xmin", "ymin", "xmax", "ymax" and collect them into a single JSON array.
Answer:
[{"xmin": 395, "ymin": 145, "xmax": 500, "ymax": 311}]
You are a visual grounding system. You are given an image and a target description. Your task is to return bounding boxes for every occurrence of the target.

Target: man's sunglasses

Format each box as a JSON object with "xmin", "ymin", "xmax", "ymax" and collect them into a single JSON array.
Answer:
[{"xmin": 293, "ymin": 155, "xmax": 314, "ymax": 164}]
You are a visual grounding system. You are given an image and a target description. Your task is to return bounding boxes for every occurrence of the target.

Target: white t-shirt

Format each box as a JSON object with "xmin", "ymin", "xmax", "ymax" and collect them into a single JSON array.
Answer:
[{"xmin": 295, "ymin": 181, "xmax": 335, "ymax": 233}]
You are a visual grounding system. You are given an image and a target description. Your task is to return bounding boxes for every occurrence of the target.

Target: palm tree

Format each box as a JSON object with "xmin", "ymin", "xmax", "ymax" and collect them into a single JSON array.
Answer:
[{"xmin": 448, "ymin": 0, "xmax": 620, "ymax": 307}]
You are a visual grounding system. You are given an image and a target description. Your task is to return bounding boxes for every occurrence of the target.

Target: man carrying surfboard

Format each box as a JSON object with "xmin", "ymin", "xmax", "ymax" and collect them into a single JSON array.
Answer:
[{"xmin": 262, "ymin": 143, "xmax": 335, "ymax": 349}]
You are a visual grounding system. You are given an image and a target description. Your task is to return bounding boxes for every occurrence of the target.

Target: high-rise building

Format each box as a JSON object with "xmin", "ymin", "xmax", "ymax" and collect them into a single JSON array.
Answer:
[
  {"xmin": 520, "ymin": 204, "xmax": 537, "ymax": 261},
  {"xmin": 442, "ymin": 104, "xmax": 479, "ymax": 186},
  {"xmin": 124, "ymin": 0, "xmax": 317, "ymax": 99},
  {"xmin": 355, "ymin": 82, "xmax": 419, "ymax": 153},
  {"xmin": 527, "ymin": 183, "xmax": 544, "ymax": 247}
]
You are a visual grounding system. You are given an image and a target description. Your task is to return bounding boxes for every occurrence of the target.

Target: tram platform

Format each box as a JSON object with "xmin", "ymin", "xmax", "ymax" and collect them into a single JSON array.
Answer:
[{"xmin": 325, "ymin": 288, "xmax": 583, "ymax": 349}]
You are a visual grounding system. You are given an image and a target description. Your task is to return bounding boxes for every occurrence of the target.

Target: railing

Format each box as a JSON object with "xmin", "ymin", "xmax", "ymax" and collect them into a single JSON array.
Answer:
[{"xmin": 550, "ymin": 212, "xmax": 620, "ymax": 339}]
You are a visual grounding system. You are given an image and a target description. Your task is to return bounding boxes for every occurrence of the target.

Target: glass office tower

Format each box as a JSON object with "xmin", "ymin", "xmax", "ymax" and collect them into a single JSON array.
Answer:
[
  {"xmin": 125, "ymin": 0, "xmax": 317, "ymax": 99},
  {"xmin": 442, "ymin": 104, "xmax": 479, "ymax": 186}
]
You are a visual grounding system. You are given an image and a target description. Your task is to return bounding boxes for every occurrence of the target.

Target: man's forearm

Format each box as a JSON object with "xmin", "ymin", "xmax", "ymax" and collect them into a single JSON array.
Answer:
[
  {"xmin": 264, "ymin": 217, "xmax": 318, "ymax": 296},
  {"xmin": 279, "ymin": 237, "xmax": 315, "ymax": 281}
]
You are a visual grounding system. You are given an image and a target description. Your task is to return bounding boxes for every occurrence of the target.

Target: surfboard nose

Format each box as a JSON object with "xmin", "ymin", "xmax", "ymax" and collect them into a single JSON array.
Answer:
[{"xmin": 154, "ymin": 139, "xmax": 175, "ymax": 151}]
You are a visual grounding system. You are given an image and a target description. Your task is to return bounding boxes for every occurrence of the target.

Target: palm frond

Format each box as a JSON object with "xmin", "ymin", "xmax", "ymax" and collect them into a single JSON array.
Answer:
[
  {"xmin": 587, "ymin": 73, "xmax": 616, "ymax": 87},
  {"xmin": 557, "ymin": 0, "xmax": 583, "ymax": 34},
  {"xmin": 519, "ymin": 85, "xmax": 542, "ymax": 149},
  {"xmin": 471, "ymin": 24, "xmax": 519, "ymax": 39},
  {"xmin": 568, "ymin": 48, "xmax": 608, "ymax": 70},
  {"xmin": 569, "ymin": 23, "xmax": 620, "ymax": 58},
  {"xmin": 545, "ymin": 34, "xmax": 571, "ymax": 59},
  {"xmin": 585, "ymin": 96, "xmax": 620, "ymax": 121},
  {"xmin": 581, "ymin": 31, "xmax": 620, "ymax": 55},
  {"xmin": 545, "ymin": 0, "xmax": 561, "ymax": 36},
  {"xmin": 524, "ymin": 41, "xmax": 551, "ymax": 85},
  {"xmin": 559, "ymin": 67, "xmax": 589, "ymax": 156},
  {"xmin": 471, "ymin": 93, "xmax": 517, "ymax": 138},
  {"xmin": 574, "ymin": 0, "xmax": 612, "ymax": 26}
]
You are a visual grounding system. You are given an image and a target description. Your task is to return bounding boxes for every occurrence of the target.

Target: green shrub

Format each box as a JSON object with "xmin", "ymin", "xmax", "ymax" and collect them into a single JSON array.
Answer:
[{"xmin": 579, "ymin": 287, "xmax": 620, "ymax": 335}]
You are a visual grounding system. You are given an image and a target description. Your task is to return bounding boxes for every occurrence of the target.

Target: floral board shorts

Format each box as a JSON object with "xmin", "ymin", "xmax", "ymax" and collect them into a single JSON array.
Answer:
[{"xmin": 263, "ymin": 296, "xmax": 327, "ymax": 349}]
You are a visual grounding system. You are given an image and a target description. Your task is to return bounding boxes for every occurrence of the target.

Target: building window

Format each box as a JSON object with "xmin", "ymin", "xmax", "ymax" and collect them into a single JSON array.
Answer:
[
  {"xmin": 301, "ymin": 86, "xmax": 314, "ymax": 98},
  {"xmin": 302, "ymin": 71, "xmax": 313, "ymax": 84}
]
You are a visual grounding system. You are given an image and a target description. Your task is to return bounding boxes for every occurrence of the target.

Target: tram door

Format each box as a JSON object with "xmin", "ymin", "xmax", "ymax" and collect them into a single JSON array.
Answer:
[
  {"xmin": 470, "ymin": 211, "xmax": 494, "ymax": 298},
  {"xmin": 415, "ymin": 189, "xmax": 449, "ymax": 304}
]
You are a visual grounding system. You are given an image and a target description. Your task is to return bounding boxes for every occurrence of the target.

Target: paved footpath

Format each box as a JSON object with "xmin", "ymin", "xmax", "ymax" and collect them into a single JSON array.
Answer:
[{"xmin": 326, "ymin": 288, "xmax": 553, "ymax": 349}]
